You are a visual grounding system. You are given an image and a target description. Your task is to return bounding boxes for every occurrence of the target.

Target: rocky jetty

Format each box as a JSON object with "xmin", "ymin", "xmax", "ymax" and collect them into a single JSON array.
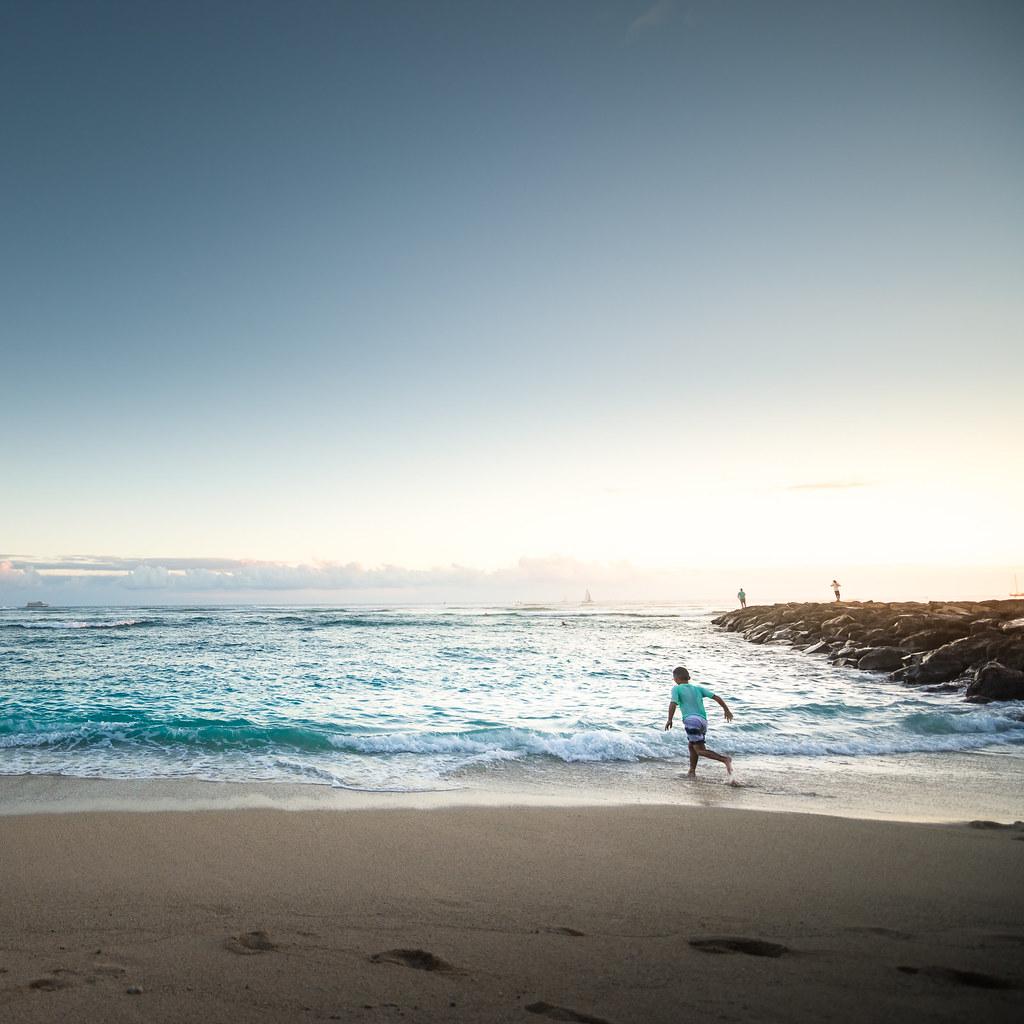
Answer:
[{"xmin": 712, "ymin": 600, "xmax": 1024, "ymax": 703}]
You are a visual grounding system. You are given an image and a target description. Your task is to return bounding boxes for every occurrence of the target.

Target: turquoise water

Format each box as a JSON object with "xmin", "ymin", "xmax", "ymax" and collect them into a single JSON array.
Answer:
[{"xmin": 2, "ymin": 605, "xmax": 1023, "ymax": 792}]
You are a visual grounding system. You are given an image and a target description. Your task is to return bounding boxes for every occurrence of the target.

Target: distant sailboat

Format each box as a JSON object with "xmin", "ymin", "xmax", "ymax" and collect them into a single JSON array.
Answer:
[
  {"xmin": 1012, "ymin": 574, "xmax": 1024, "ymax": 598},
  {"xmin": 582, "ymin": 589, "xmax": 594, "ymax": 605}
]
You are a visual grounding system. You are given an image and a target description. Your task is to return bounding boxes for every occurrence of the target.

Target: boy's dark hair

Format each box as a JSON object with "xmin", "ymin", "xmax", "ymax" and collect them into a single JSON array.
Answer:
[{"xmin": 673, "ymin": 666, "xmax": 690, "ymax": 682}]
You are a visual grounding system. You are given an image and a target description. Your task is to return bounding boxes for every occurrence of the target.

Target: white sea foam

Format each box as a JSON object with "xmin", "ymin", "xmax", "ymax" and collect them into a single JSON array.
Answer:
[
  {"xmin": 2, "ymin": 618, "xmax": 142, "ymax": 629},
  {"xmin": 335, "ymin": 712, "xmax": 1024, "ymax": 763},
  {"xmin": 337, "ymin": 727, "xmax": 671, "ymax": 763}
]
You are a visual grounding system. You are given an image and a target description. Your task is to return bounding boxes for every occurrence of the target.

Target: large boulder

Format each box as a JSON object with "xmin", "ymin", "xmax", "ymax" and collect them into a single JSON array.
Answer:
[
  {"xmin": 900, "ymin": 625, "xmax": 971, "ymax": 652},
  {"xmin": 902, "ymin": 643, "xmax": 974, "ymax": 685},
  {"xmin": 1001, "ymin": 618, "xmax": 1024, "ymax": 634},
  {"xmin": 970, "ymin": 618, "xmax": 999, "ymax": 636},
  {"xmin": 947, "ymin": 635, "xmax": 1005, "ymax": 667},
  {"xmin": 966, "ymin": 662, "xmax": 1024, "ymax": 703},
  {"xmin": 900, "ymin": 633, "xmax": 1006, "ymax": 685},
  {"xmin": 981, "ymin": 638, "xmax": 1024, "ymax": 672},
  {"xmin": 803, "ymin": 640, "xmax": 831, "ymax": 655},
  {"xmin": 821, "ymin": 614, "xmax": 857, "ymax": 637},
  {"xmin": 775, "ymin": 607, "xmax": 806, "ymax": 624},
  {"xmin": 894, "ymin": 614, "xmax": 931, "ymax": 636},
  {"xmin": 745, "ymin": 624, "xmax": 775, "ymax": 644},
  {"xmin": 857, "ymin": 647, "xmax": 906, "ymax": 672},
  {"xmin": 861, "ymin": 627, "xmax": 901, "ymax": 647},
  {"xmin": 831, "ymin": 644, "xmax": 860, "ymax": 661}
]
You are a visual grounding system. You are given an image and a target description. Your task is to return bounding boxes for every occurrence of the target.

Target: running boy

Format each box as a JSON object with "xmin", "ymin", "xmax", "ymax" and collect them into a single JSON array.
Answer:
[{"xmin": 663, "ymin": 666, "xmax": 734, "ymax": 777}]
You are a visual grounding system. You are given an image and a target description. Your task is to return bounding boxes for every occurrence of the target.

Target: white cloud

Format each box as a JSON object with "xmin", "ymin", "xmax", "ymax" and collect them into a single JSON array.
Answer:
[
  {"xmin": 124, "ymin": 565, "xmax": 173, "ymax": 589},
  {"xmin": 0, "ymin": 560, "xmax": 42, "ymax": 587}
]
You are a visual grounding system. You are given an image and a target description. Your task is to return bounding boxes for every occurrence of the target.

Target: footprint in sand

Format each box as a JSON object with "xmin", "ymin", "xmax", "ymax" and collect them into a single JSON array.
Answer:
[
  {"xmin": 29, "ymin": 975, "xmax": 73, "ymax": 991},
  {"xmin": 690, "ymin": 937, "xmax": 790, "ymax": 958},
  {"xmin": 541, "ymin": 927, "xmax": 586, "ymax": 937},
  {"xmin": 224, "ymin": 930, "xmax": 278, "ymax": 955},
  {"xmin": 369, "ymin": 948, "xmax": 457, "ymax": 973},
  {"xmin": 525, "ymin": 1001, "xmax": 615, "ymax": 1023},
  {"xmin": 897, "ymin": 966, "xmax": 1015, "ymax": 990}
]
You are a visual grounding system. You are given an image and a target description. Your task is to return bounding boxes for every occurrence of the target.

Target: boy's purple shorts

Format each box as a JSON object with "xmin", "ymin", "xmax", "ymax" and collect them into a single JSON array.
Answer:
[{"xmin": 683, "ymin": 715, "xmax": 707, "ymax": 744}]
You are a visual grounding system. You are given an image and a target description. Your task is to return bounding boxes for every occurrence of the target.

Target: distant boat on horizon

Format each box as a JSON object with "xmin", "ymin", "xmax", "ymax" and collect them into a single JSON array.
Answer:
[
  {"xmin": 1012, "ymin": 574, "xmax": 1024, "ymax": 598},
  {"xmin": 25, "ymin": 601, "xmax": 49, "ymax": 609},
  {"xmin": 582, "ymin": 589, "xmax": 594, "ymax": 605}
]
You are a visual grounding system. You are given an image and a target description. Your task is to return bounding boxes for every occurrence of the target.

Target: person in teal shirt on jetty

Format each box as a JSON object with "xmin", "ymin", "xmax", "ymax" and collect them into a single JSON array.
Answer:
[
  {"xmin": 664, "ymin": 666, "xmax": 734, "ymax": 778},
  {"xmin": 737, "ymin": 588, "xmax": 747, "ymax": 608}
]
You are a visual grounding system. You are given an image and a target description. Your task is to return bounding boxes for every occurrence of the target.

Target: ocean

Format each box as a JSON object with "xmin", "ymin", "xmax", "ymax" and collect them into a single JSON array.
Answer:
[{"xmin": 3, "ymin": 604, "xmax": 1024, "ymax": 815}]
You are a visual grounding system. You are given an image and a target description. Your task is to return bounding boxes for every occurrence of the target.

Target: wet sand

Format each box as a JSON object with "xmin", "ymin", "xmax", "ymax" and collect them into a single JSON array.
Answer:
[
  {"xmin": 2, "ymin": 801, "xmax": 1022, "ymax": 1023},
  {"xmin": 4, "ymin": 748, "xmax": 1024, "ymax": 825}
]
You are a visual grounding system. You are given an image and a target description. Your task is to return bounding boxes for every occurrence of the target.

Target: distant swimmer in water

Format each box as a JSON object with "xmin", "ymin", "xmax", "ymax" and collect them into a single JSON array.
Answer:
[
  {"xmin": 663, "ymin": 666, "xmax": 734, "ymax": 779},
  {"xmin": 737, "ymin": 587, "xmax": 747, "ymax": 609},
  {"xmin": 831, "ymin": 579, "xmax": 842, "ymax": 602}
]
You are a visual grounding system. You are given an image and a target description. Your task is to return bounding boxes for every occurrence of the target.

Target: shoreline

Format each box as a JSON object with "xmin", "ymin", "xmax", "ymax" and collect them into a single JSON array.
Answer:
[
  {"xmin": 2, "ymin": 755, "xmax": 1022, "ymax": 825},
  {"xmin": 2, "ymin": 802, "xmax": 1022, "ymax": 1023}
]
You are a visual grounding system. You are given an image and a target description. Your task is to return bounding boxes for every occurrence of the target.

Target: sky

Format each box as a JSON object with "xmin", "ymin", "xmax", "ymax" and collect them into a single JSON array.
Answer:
[{"xmin": 1, "ymin": 0, "xmax": 1022, "ymax": 604}]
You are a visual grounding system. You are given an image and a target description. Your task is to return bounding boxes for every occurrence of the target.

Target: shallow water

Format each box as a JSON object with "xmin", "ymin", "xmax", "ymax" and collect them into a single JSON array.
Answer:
[{"xmin": 3, "ymin": 604, "xmax": 1023, "ymax": 803}]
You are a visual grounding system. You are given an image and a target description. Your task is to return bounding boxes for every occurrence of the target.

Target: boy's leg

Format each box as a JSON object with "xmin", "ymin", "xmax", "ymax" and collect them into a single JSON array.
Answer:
[
  {"xmin": 687, "ymin": 742, "xmax": 699, "ymax": 777},
  {"xmin": 693, "ymin": 742, "xmax": 733, "ymax": 775}
]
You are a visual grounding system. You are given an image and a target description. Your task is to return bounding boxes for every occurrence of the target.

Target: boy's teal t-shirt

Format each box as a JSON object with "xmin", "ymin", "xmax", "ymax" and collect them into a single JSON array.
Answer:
[{"xmin": 671, "ymin": 683, "xmax": 716, "ymax": 720}]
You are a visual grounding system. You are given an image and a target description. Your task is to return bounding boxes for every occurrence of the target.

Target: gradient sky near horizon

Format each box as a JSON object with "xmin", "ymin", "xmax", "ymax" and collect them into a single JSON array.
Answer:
[{"xmin": 2, "ymin": 0, "xmax": 1022, "ymax": 598}]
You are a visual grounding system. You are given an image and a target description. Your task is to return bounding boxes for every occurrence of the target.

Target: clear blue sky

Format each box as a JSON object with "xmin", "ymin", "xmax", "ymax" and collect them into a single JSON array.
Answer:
[{"xmin": 2, "ymin": 1, "xmax": 1022, "ymax": 601}]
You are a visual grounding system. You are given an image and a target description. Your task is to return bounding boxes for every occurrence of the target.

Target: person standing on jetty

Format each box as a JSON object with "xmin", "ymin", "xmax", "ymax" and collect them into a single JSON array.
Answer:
[
  {"xmin": 737, "ymin": 587, "xmax": 747, "ymax": 608},
  {"xmin": 664, "ymin": 667, "xmax": 734, "ymax": 778},
  {"xmin": 831, "ymin": 579, "xmax": 842, "ymax": 602}
]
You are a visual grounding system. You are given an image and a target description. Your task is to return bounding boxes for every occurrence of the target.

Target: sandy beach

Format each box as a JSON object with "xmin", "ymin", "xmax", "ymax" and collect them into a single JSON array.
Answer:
[{"xmin": 2, "ymin": 795, "xmax": 1022, "ymax": 1023}]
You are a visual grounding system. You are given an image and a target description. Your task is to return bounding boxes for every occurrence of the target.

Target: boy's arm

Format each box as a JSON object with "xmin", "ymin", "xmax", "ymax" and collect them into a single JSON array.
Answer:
[
  {"xmin": 664, "ymin": 701, "xmax": 678, "ymax": 730},
  {"xmin": 712, "ymin": 694, "xmax": 734, "ymax": 723}
]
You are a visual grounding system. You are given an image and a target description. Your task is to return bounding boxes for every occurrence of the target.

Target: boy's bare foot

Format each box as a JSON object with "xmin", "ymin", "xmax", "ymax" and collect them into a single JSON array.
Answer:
[{"xmin": 687, "ymin": 771, "xmax": 696, "ymax": 779}]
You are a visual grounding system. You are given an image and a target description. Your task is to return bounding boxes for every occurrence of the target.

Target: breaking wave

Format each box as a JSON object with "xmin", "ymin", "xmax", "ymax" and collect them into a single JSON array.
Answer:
[{"xmin": 3, "ymin": 708, "xmax": 1021, "ymax": 769}]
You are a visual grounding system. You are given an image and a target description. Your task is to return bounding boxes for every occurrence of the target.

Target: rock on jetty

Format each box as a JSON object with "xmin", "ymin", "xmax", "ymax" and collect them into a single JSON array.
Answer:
[{"xmin": 712, "ymin": 600, "xmax": 1024, "ymax": 703}]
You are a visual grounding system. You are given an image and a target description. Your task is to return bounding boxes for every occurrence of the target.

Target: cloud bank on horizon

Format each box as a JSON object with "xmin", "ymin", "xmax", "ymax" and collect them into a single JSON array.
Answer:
[
  {"xmin": 0, "ymin": 554, "xmax": 1016, "ymax": 606},
  {"xmin": 1, "ymin": 553, "xmax": 662, "ymax": 594}
]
